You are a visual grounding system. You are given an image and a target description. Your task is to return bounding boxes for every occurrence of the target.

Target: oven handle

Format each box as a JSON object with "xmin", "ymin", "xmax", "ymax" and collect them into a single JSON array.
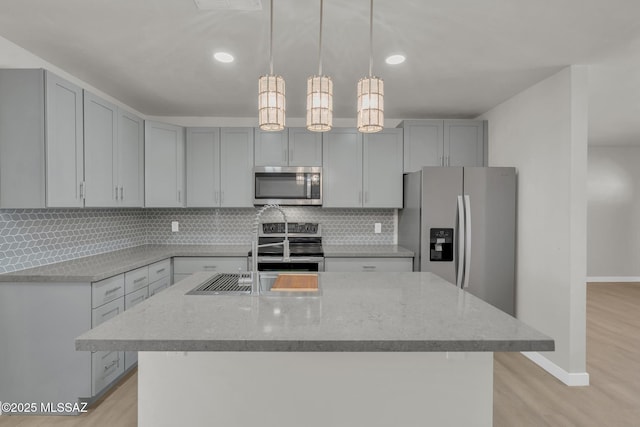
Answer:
[{"xmin": 257, "ymin": 257, "xmax": 324, "ymax": 263}]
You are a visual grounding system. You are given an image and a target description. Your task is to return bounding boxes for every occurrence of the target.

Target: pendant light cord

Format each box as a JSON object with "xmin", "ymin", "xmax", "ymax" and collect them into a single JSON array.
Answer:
[
  {"xmin": 318, "ymin": 0, "xmax": 324, "ymax": 76},
  {"xmin": 269, "ymin": 0, "xmax": 274, "ymax": 75},
  {"xmin": 369, "ymin": 0, "xmax": 373, "ymax": 77}
]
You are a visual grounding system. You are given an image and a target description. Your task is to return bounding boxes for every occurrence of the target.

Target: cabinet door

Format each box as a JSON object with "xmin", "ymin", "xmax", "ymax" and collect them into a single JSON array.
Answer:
[
  {"xmin": 83, "ymin": 92, "xmax": 117, "ymax": 207},
  {"xmin": 186, "ymin": 128, "xmax": 220, "ymax": 207},
  {"xmin": 444, "ymin": 120, "xmax": 484, "ymax": 167},
  {"xmin": 401, "ymin": 120, "xmax": 443, "ymax": 171},
  {"xmin": 254, "ymin": 129, "xmax": 287, "ymax": 166},
  {"xmin": 287, "ymin": 128, "xmax": 322, "ymax": 166},
  {"xmin": 323, "ymin": 128, "xmax": 363, "ymax": 207},
  {"xmin": 144, "ymin": 121, "xmax": 185, "ymax": 207},
  {"xmin": 220, "ymin": 128, "xmax": 254, "ymax": 207},
  {"xmin": 45, "ymin": 72, "xmax": 84, "ymax": 207},
  {"xmin": 363, "ymin": 129, "xmax": 403, "ymax": 208},
  {"xmin": 117, "ymin": 110, "xmax": 144, "ymax": 207}
]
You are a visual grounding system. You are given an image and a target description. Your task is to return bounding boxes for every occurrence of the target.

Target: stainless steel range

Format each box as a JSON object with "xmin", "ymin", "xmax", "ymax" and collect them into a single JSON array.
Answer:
[{"xmin": 248, "ymin": 222, "xmax": 324, "ymax": 272}]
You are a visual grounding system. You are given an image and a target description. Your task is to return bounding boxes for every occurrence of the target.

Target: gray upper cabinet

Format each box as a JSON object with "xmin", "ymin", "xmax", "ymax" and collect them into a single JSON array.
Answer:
[
  {"xmin": 324, "ymin": 128, "xmax": 403, "ymax": 208},
  {"xmin": 46, "ymin": 72, "xmax": 85, "ymax": 207},
  {"xmin": 444, "ymin": 120, "xmax": 485, "ymax": 167},
  {"xmin": 363, "ymin": 129, "xmax": 403, "ymax": 208},
  {"xmin": 322, "ymin": 129, "xmax": 363, "ymax": 208},
  {"xmin": 286, "ymin": 128, "xmax": 322, "ymax": 166},
  {"xmin": 84, "ymin": 92, "xmax": 118, "ymax": 207},
  {"xmin": 145, "ymin": 121, "xmax": 185, "ymax": 207},
  {"xmin": 400, "ymin": 120, "xmax": 485, "ymax": 172},
  {"xmin": 0, "ymin": 69, "xmax": 83, "ymax": 208},
  {"xmin": 84, "ymin": 92, "xmax": 144, "ymax": 208},
  {"xmin": 186, "ymin": 127, "xmax": 221, "ymax": 207},
  {"xmin": 254, "ymin": 129, "xmax": 287, "ymax": 166},
  {"xmin": 117, "ymin": 110, "xmax": 144, "ymax": 207},
  {"xmin": 220, "ymin": 128, "xmax": 254, "ymax": 207},
  {"xmin": 254, "ymin": 128, "xmax": 322, "ymax": 167}
]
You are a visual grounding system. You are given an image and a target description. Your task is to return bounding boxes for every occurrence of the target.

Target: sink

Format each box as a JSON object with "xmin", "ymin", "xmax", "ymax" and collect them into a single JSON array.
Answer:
[{"xmin": 186, "ymin": 272, "xmax": 321, "ymax": 297}]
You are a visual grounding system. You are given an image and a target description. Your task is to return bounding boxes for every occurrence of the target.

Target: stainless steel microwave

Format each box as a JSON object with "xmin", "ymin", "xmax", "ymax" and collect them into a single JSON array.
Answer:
[{"xmin": 253, "ymin": 166, "xmax": 322, "ymax": 206}]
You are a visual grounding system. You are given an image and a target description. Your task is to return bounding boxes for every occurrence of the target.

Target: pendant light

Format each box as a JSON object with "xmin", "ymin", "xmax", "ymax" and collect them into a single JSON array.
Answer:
[
  {"xmin": 306, "ymin": 0, "xmax": 333, "ymax": 132},
  {"xmin": 258, "ymin": 0, "xmax": 285, "ymax": 131},
  {"xmin": 356, "ymin": 0, "xmax": 383, "ymax": 133}
]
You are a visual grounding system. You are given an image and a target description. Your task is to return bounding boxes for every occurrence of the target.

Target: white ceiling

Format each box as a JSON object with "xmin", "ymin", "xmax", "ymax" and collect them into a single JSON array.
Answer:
[{"xmin": 0, "ymin": 0, "xmax": 639, "ymax": 144}]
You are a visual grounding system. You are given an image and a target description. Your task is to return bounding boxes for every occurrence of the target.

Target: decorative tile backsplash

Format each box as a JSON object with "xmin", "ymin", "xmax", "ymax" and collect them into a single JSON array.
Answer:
[
  {"xmin": 0, "ymin": 207, "xmax": 395, "ymax": 274},
  {"xmin": 0, "ymin": 209, "xmax": 147, "ymax": 274}
]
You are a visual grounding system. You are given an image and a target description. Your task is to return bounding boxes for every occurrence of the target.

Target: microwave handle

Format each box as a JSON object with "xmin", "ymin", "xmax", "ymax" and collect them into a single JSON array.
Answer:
[{"xmin": 307, "ymin": 175, "xmax": 311, "ymax": 199}]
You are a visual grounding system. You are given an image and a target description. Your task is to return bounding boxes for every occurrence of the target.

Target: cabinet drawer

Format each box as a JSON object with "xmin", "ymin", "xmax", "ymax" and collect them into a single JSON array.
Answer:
[
  {"xmin": 148, "ymin": 259, "xmax": 171, "ymax": 283},
  {"xmin": 149, "ymin": 276, "xmax": 170, "ymax": 297},
  {"xmin": 324, "ymin": 257, "xmax": 413, "ymax": 272},
  {"xmin": 173, "ymin": 257, "xmax": 247, "ymax": 274},
  {"xmin": 92, "ymin": 297, "xmax": 124, "ymax": 328},
  {"xmin": 91, "ymin": 274, "xmax": 125, "ymax": 308},
  {"xmin": 92, "ymin": 350, "xmax": 124, "ymax": 396},
  {"xmin": 125, "ymin": 286, "xmax": 148, "ymax": 310},
  {"xmin": 125, "ymin": 266, "xmax": 149, "ymax": 294}
]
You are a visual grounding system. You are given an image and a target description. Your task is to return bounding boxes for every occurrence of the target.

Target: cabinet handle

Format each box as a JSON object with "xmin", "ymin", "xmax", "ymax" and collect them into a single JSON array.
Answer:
[
  {"xmin": 156, "ymin": 268, "xmax": 166, "ymax": 274},
  {"xmin": 133, "ymin": 277, "xmax": 146, "ymax": 284},
  {"xmin": 221, "ymin": 191, "xmax": 224, "ymax": 204},
  {"xmin": 101, "ymin": 306, "xmax": 120, "ymax": 319},
  {"xmin": 104, "ymin": 359, "xmax": 119, "ymax": 372},
  {"xmin": 363, "ymin": 265, "xmax": 376, "ymax": 270},
  {"xmin": 120, "ymin": 186, "xmax": 124, "ymax": 200},
  {"xmin": 105, "ymin": 286, "xmax": 122, "ymax": 295},
  {"xmin": 445, "ymin": 156, "xmax": 450, "ymax": 166},
  {"xmin": 178, "ymin": 190, "xmax": 181, "ymax": 203},
  {"xmin": 203, "ymin": 265, "xmax": 217, "ymax": 270},
  {"xmin": 115, "ymin": 186, "xmax": 119, "ymax": 201},
  {"xmin": 132, "ymin": 295, "xmax": 146, "ymax": 305}
]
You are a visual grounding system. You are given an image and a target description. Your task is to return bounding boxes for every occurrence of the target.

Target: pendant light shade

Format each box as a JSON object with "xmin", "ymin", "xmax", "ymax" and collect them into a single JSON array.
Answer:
[
  {"xmin": 306, "ymin": 0, "xmax": 333, "ymax": 132},
  {"xmin": 258, "ymin": 74, "xmax": 285, "ymax": 131},
  {"xmin": 259, "ymin": 0, "xmax": 285, "ymax": 131},
  {"xmin": 357, "ymin": 0, "xmax": 383, "ymax": 133},
  {"xmin": 357, "ymin": 76, "xmax": 384, "ymax": 133}
]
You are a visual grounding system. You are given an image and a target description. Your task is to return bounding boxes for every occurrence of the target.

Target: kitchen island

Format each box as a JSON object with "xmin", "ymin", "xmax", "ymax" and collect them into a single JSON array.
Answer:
[{"xmin": 76, "ymin": 271, "xmax": 553, "ymax": 427}]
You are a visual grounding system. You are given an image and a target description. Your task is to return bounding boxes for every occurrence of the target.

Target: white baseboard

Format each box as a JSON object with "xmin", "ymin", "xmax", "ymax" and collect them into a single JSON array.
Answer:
[
  {"xmin": 521, "ymin": 352, "xmax": 590, "ymax": 386},
  {"xmin": 587, "ymin": 276, "xmax": 640, "ymax": 283}
]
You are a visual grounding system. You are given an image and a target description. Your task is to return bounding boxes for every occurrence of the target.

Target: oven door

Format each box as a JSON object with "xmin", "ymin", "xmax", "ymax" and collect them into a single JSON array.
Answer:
[
  {"xmin": 256, "ymin": 257, "xmax": 325, "ymax": 272},
  {"xmin": 253, "ymin": 167, "xmax": 322, "ymax": 206}
]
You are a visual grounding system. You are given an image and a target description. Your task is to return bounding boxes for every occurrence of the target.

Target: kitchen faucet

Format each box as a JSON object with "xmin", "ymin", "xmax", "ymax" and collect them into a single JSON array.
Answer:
[{"xmin": 251, "ymin": 204, "xmax": 290, "ymax": 294}]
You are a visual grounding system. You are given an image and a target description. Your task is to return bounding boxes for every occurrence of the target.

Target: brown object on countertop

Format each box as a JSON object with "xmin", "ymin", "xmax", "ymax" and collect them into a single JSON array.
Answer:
[{"xmin": 271, "ymin": 273, "xmax": 318, "ymax": 291}]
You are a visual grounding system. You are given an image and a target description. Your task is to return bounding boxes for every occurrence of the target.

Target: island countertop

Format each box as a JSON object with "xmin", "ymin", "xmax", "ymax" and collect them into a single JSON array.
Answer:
[{"xmin": 76, "ymin": 271, "xmax": 553, "ymax": 353}]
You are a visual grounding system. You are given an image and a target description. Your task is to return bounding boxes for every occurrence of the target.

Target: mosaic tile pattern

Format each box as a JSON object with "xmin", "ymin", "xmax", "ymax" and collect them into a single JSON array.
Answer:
[
  {"xmin": 0, "ymin": 209, "xmax": 146, "ymax": 274},
  {"xmin": 0, "ymin": 207, "xmax": 395, "ymax": 274},
  {"xmin": 145, "ymin": 207, "xmax": 395, "ymax": 245}
]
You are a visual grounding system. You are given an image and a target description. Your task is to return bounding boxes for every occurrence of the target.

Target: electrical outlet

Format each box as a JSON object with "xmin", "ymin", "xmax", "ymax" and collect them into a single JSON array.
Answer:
[
  {"xmin": 171, "ymin": 221, "xmax": 179, "ymax": 232},
  {"xmin": 374, "ymin": 223, "xmax": 382, "ymax": 234}
]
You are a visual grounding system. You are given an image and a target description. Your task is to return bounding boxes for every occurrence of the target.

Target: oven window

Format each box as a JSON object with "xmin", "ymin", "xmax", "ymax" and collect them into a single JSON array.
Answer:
[
  {"xmin": 255, "ymin": 173, "xmax": 308, "ymax": 199},
  {"xmin": 258, "ymin": 262, "xmax": 320, "ymax": 272}
]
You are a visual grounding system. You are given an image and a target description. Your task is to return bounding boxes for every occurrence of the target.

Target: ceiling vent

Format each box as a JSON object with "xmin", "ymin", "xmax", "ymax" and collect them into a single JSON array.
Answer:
[{"xmin": 193, "ymin": 0, "xmax": 262, "ymax": 10}]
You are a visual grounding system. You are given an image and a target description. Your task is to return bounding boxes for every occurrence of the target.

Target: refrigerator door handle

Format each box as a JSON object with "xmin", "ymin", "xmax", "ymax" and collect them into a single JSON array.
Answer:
[
  {"xmin": 463, "ymin": 195, "xmax": 472, "ymax": 289},
  {"xmin": 456, "ymin": 195, "xmax": 465, "ymax": 289}
]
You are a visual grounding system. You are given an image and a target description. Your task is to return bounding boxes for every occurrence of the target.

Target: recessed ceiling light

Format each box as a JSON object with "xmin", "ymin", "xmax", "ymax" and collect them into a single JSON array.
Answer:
[
  {"xmin": 213, "ymin": 52, "xmax": 234, "ymax": 63},
  {"xmin": 385, "ymin": 54, "xmax": 406, "ymax": 65}
]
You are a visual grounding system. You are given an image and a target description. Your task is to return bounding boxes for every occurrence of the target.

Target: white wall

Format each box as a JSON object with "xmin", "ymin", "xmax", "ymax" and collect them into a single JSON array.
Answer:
[
  {"xmin": 588, "ymin": 146, "xmax": 640, "ymax": 279},
  {"xmin": 479, "ymin": 66, "xmax": 588, "ymax": 381}
]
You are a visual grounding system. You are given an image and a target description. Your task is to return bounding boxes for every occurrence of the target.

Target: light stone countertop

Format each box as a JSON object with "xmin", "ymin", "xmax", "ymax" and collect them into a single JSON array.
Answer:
[
  {"xmin": 0, "ymin": 244, "xmax": 413, "ymax": 282},
  {"xmin": 76, "ymin": 271, "xmax": 554, "ymax": 353},
  {"xmin": 323, "ymin": 245, "xmax": 414, "ymax": 257}
]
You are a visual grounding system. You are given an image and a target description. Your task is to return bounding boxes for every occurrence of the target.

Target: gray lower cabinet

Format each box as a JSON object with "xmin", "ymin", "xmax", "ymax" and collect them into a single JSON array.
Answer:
[
  {"xmin": 173, "ymin": 256, "xmax": 247, "ymax": 283},
  {"xmin": 186, "ymin": 127, "xmax": 254, "ymax": 207},
  {"xmin": 323, "ymin": 128, "xmax": 403, "ymax": 208},
  {"xmin": 145, "ymin": 121, "xmax": 186, "ymax": 207},
  {"xmin": 400, "ymin": 119, "xmax": 485, "ymax": 172},
  {"xmin": 0, "ymin": 69, "xmax": 84, "ymax": 208},
  {"xmin": 0, "ymin": 258, "xmax": 172, "ymax": 409},
  {"xmin": 324, "ymin": 257, "xmax": 413, "ymax": 272}
]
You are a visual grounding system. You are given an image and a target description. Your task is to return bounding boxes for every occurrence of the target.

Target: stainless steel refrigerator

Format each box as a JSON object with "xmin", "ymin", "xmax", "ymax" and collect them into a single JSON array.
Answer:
[{"xmin": 398, "ymin": 167, "xmax": 516, "ymax": 315}]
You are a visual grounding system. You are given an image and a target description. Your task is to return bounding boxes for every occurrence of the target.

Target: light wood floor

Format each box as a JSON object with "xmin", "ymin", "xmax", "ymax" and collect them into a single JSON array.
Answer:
[{"xmin": 1, "ymin": 282, "xmax": 638, "ymax": 427}]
